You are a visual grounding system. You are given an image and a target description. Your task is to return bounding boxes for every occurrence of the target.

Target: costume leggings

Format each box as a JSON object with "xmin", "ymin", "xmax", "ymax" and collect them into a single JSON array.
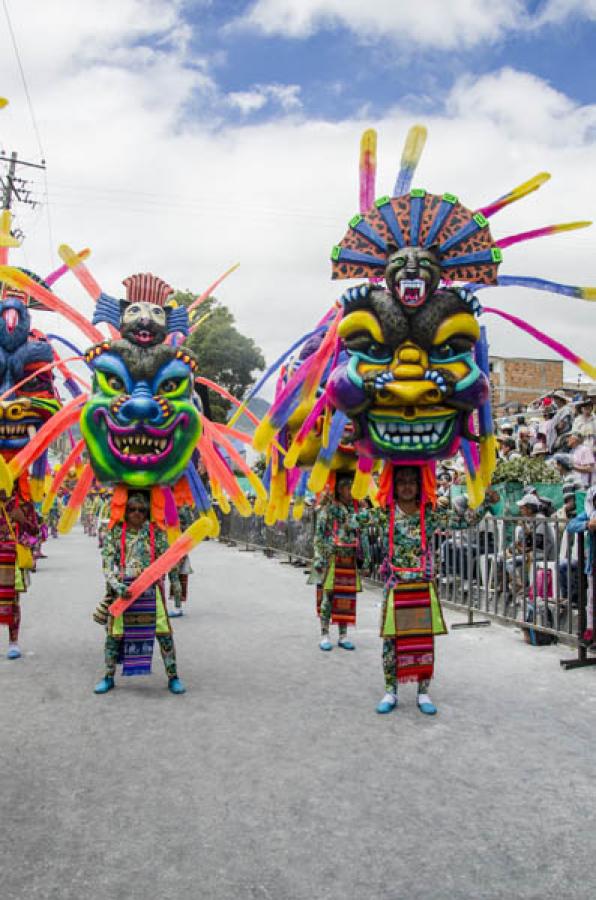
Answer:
[
  {"xmin": 382, "ymin": 638, "xmax": 430, "ymax": 694},
  {"xmin": 319, "ymin": 590, "xmax": 347, "ymax": 636},
  {"xmin": 104, "ymin": 633, "xmax": 178, "ymax": 678},
  {"xmin": 8, "ymin": 598, "xmax": 20, "ymax": 643}
]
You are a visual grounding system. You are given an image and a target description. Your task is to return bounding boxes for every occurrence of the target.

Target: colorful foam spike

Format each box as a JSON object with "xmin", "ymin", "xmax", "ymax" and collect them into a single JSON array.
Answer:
[
  {"xmin": 109, "ymin": 514, "xmax": 218, "ymax": 619},
  {"xmin": 187, "ymin": 263, "xmax": 240, "ymax": 313},
  {"xmin": 0, "ymin": 354, "xmax": 87, "ymax": 402},
  {"xmin": 0, "ymin": 210, "xmax": 21, "ymax": 250},
  {"xmin": 196, "ymin": 427, "xmax": 253, "ymax": 516},
  {"xmin": 58, "ymin": 463, "xmax": 95, "ymax": 533},
  {"xmin": 42, "ymin": 438, "xmax": 86, "ymax": 515},
  {"xmin": 352, "ymin": 456, "xmax": 374, "ymax": 501},
  {"xmin": 477, "ymin": 172, "xmax": 551, "ymax": 219},
  {"xmin": 254, "ymin": 310, "xmax": 342, "ymax": 453},
  {"xmin": 460, "ymin": 438, "xmax": 484, "ymax": 510},
  {"xmin": 496, "ymin": 220, "xmax": 591, "ymax": 250},
  {"xmin": 0, "ymin": 266, "xmax": 104, "ymax": 343},
  {"xmin": 46, "ymin": 249, "xmax": 91, "ymax": 287},
  {"xmin": 475, "ymin": 326, "xmax": 497, "ymax": 489},
  {"xmin": 470, "ymin": 274, "xmax": 596, "ymax": 301},
  {"xmin": 227, "ymin": 324, "xmax": 327, "ymax": 429},
  {"xmin": 204, "ymin": 418, "xmax": 267, "ymax": 503},
  {"xmin": 30, "ymin": 452, "xmax": 49, "ymax": 503},
  {"xmin": 482, "ymin": 307, "xmax": 596, "ymax": 380},
  {"xmin": 359, "ymin": 129, "xmax": 377, "ymax": 213},
  {"xmin": 8, "ymin": 395, "xmax": 87, "ymax": 481},
  {"xmin": 393, "ymin": 125, "xmax": 428, "ymax": 197},
  {"xmin": 58, "ymin": 244, "xmax": 103, "ymax": 301}
]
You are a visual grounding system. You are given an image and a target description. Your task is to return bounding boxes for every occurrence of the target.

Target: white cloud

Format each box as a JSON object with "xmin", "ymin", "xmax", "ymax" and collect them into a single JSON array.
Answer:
[
  {"xmin": 536, "ymin": 0, "xmax": 596, "ymax": 24},
  {"xmin": 234, "ymin": 0, "xmax": 526, "ymax": 47},
  {"xmin": 236, "ymin": 0, "xmax": 596, "ymax": 47},
  {"xmin": 1, "ymin": 2, "xmax": 594, "ymax": 391},
  {"xmin": 227, "ymin": 83, "xmax": 302, "ymax": 115}
]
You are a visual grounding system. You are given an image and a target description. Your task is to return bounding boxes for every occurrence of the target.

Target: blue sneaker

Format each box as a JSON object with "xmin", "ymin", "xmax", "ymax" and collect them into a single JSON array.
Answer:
[
  {"xmin": 417, "ymin": 696, "xmax": 437, "ymax": 715},
  {"xmin": 94, "ymin": 676, "xmax": 115, "ymax": 694},
  {"xmin": 376, "ymin": 693, "xmax": 397, "ymax": 714},
  {"xmin": 319, "ymin": 638, "xmax": 333, "ymax": 651},
  {"xmin": 7, "ymin": 643, "xmax": 21, "ymax": 660},
  {"xmin": 338, "ymin": 639, "xmax": 355, "ymax": 650},
  {"xmin": 168, "ymin": 677, "xmax": 186, "ymax": 694}
]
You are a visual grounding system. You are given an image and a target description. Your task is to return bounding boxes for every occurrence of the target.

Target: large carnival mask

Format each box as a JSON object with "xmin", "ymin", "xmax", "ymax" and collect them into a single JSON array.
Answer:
[
  {"xmin": 81, "ymin": 339, "xmax": 202, "ymax": 486},
  {"xmin": 0, "ymin": 294, "xmax": 61, "ymax": 454},
  {"xmin": 326, "ymin": 283, "xmax": 488, "ymax": 460},
  {"xmin": 327, "ymin": 186, "xmax": 501, "ymax": 461}
]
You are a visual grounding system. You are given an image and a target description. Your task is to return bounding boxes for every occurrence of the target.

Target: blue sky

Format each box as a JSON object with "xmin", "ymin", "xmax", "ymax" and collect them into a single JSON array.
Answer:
[
  {"xmin": 2, "ymin": 0, "xmax": 595, "ymax": 379},
  {"xmin": 183, "ymin": 1, "xmax": 596, "ymax": 123}
]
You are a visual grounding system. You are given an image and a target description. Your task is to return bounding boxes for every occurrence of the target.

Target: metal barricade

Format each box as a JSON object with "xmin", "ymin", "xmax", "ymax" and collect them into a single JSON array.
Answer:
[{"xmin": 217, "ymin": 508, "xmax": 595, "ymax": 664}]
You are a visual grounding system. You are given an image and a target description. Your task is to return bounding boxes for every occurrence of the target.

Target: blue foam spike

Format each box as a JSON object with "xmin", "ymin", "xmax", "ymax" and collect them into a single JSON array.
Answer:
[
  {"xmin": 439, "ymin": 218, "xmax": 483, "ymax": 255},
  {"xmin": 376, "ymin": 199, "xmax": 406, "ymax": 248},
  {"xmin": 441, "ymin": 249, "xmax": 499, "ymax": 269},
  {"xmin": 262, "ymin": 461, "xmax": 272, "ymax": 492},
  {"xmin": 394, "ymin": 165, "xmax": 415, "ymax": 198},
  {"xmin": 318, "ymin": 411, "xmax": 349, "ymax": 463},
  {"xmin": 351, "ymin": 219, "xmax": 387, "ymax": 252},
  {"xmin": 423, "ymin": 197, "xmax": 457, "ymax": 248},
  {"xmin": 336, "ymin": 248, "xmax": 386, "ymax": 267},
  {"xmin": 409, "ymin": 193, "xmax": 425, "ymax": 247},
  {"xmin": 475, "ymin": 326, "xmax": 493, "ymax": 436},
  {"xmin": 166, "ymin": 307, "xmax": 189, "ymax": 336},
  {"xmin": 185, "ymin": 463, "xmax": 212, "ymax": 513},
  {"xmin": 294, "ymin": 470, "xmax": 309, "ymax": 499},
  {"xmin": 92, "ymin": 293, "xmax": 121, "ymax": 329},
  {"xmin": 460, "ymin": 438, "xmax": 477, "ymax": 477},
  {"xmin": 235, "ymin": 325, "xmax": 328, "ymax": 418},
  {"xmin": 470, "ymin": 274, "xmax": 583, "ymax": 298},
  {"xmin": 63, "ymin": 377, "xmax": 82, "ymax": 398},
  {"xmin": 31, "ymin": 450, "xmax": 47, "ymax": 481},
  {"xmin": 47, "ymin": 334, "xmax": 87, "ymax": 359}
]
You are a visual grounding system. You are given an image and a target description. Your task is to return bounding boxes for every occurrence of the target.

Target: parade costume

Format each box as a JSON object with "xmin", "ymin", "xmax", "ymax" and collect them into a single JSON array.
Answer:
[
  {"xmin": 0, "ymin": 252, "xmax": 265, "ymax": 690},
  {"xmin": 250, "ymin": 123, "xmax": 595, "ymax": 714},
  {"xmin": 311, "ymin": 480, "xmax": 369, "ymax": 650}
]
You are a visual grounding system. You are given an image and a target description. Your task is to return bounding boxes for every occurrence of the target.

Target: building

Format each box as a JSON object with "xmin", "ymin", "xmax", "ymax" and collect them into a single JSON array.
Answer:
[{"xmin": 489, "ymin": 356, "xmax": 563, "ymax": 410}]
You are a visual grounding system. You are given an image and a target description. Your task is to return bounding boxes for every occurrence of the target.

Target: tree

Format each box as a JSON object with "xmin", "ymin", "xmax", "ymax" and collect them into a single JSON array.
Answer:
[{"xmin": 173, "ymin": 292, "xmax": 265, "ymax": 423}]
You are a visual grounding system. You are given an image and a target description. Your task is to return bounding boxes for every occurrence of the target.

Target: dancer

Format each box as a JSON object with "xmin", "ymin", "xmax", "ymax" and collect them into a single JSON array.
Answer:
[
  {"xmin": 94, "ymin": 491, "xmax": 184, "ymax": 694},
  {"xmin": 377, "ymin": 466, "xmax": 481, "ymax": 716},
  {"xmin": 0, "ymin": 484, "xmax": 39, "ymax": 659},
  {"xmin": 311, "ymin": 473, "xmax": 369, "ymax": 651}
]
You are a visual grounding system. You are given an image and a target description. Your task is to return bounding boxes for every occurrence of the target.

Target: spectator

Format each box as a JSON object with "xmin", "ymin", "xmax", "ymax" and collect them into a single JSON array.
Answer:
[
  {"xmin": 574, "ymin": 394, "xmax": 595, "ymax": 447},
  {"xmin": 557, "ymin": 483, "xmax": 579, "ymax": 607},
  {"xmin": 531, "ymin": 439, "xmax": 548, "ymax": 458},
  {"xmin": 567, "ymin": 428, "xmax": 595, "ymax": 488},
  {"xmin": 517, "ymin": 426, "xmax": 532, "ymax": 457},
  {"xmin": 553, "ymin": 453, "xmax": 583, "ymax": 494},
  {"xmin": 567, "ymin": 486, "xmax": 596, "ymax": 643},
  {"xmin": 551, "ymin": 390, "xmax": 574, "ymax": 452},
  {"xmin": 498, "ymin": 435, "xmax": 521, "ymax": 461},
  {"xmin": 505, "ymin": 493, "xmax": 556, "ymax": 600}
]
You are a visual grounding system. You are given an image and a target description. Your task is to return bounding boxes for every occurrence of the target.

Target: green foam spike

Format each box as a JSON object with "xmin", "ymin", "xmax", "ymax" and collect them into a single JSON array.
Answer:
[
  {"xmin": 491, "ymin": 247, "xmax": 503, "ymax": 263},
  {"xmin": 331, "ymin": 245, "xmax": 342, "ymax": 261},
  {"xmin": 410, "ymin": 188, "xmax": 426, "ymax": 198},
  {"xmin": 374, "ymin": 196, "xmax": 391, "ymax": 208},
  {"xmin": 349, "ymin": 214, "xmax": 363, "ymax": 227},
  {"xmin": 473, "ymin": 212, "xmax": 488, "ymax": 228},
  {"xmin": 442, "ymin": 192, "xmax": 458, "ymax": 204}
]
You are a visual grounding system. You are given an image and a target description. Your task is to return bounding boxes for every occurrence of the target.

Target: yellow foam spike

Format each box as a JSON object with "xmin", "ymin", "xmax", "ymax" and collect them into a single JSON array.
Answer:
[
  {"xmin": 207, "ymin": 508, "xmax": 220, "ymax": 537},
  {"xmin": 41, "ymin": 490, "xmax": 57, "ymax": 516},
  {"xmin": 253, "ymin": 417, "xmax": 277, "ymax": 453},
  {"xmin": 283, "ymin": 439, "xmax": 302, "ymax": 471},
  {"xmin": 292, "ymin": 500, "xmax": 305, "ymax": 521},
  {"xmin": 0, "ymin": 454, "xmax": 14, "ymax": 495},
  {"xmin": 352, "ymin": 467, "xmax": 372, "ymax": 501},
  {"xmin": 308, "ymin": 459, "xmax": 331, "ymax": 494},
  {"xmin": 400, "ymin": 124, "xmax": 427, "ymax": 170},
  {"xmin": 167, "ymin": 526, "xmax": 182, "ymax": 544},
  {"xmin": 58, "ymin": 506, "xmax": 81, "ymax": 534},
  {"xmin": 480, "ymin": 434, "xmax": 498, "ymax": 488},
  {"xmin": 29, "ymin": 477, "xmax": 45, "ymax": 504},
  {"xmin": 254, "ymin": 496, "xmax": 266, "ymax": 517}
]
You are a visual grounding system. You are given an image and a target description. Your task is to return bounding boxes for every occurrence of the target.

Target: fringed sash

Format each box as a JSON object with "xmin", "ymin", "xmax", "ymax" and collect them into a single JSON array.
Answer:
[
  {"xmin": 119, "ymin": 524, "xmax": 156, "ymax": 677},
  {"xmin": 0, "ymin": 540, "xmax": 17, "ymax": 626},
  {"xmin": 381, "ymin": 581, "xmax": 434, "ymax": 684}
]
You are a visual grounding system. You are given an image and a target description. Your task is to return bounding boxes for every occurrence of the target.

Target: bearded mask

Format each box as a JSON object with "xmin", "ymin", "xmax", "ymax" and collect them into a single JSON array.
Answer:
[{"xmin": 81, "ymin": 340, "xmax": 202, "ymax": 486}]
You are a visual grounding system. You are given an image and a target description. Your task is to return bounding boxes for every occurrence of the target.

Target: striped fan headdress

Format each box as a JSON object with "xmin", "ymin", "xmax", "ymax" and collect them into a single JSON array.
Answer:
[{"xmin": 122, "ymin": 273, "xmax": 174, "ymax": 306}]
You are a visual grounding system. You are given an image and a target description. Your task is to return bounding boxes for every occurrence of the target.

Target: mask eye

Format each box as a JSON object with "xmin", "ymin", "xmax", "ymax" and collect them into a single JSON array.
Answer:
[
  {"xmin": 364, "ymin": 341, "xmax": 392, "ymax": 362},
  {"xmin": 419, "ymin": 259, "xmax": 432, "ymax": 269},
  {"xmin": 107, "ymin": 375, "xmax": 125, "ymax": 391},
  {"xmin": 159, "ymin": 377, "xmax": 186, "ymax": 395},
  {"xmin": 432, "ymin": 338, "xmax": 474, "ymax": 361}
]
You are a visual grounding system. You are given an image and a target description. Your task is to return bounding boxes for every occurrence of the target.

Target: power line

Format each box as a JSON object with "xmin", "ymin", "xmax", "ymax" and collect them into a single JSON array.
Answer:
[{"xmin": 1, "ymin": 0, "xmax": 45, "ymax": 164}]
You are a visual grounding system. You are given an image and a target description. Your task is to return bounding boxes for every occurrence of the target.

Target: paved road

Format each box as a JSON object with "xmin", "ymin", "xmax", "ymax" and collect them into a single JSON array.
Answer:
[{"xmin": 1, "ymin": 530, "xmax": 595, "ymax": 900}]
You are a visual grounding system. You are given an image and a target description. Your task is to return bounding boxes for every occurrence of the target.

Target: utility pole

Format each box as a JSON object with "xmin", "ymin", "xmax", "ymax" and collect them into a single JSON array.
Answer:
[{"xmin": 0, "ymin": 149, "xmax": 45, "ymax": 212}]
